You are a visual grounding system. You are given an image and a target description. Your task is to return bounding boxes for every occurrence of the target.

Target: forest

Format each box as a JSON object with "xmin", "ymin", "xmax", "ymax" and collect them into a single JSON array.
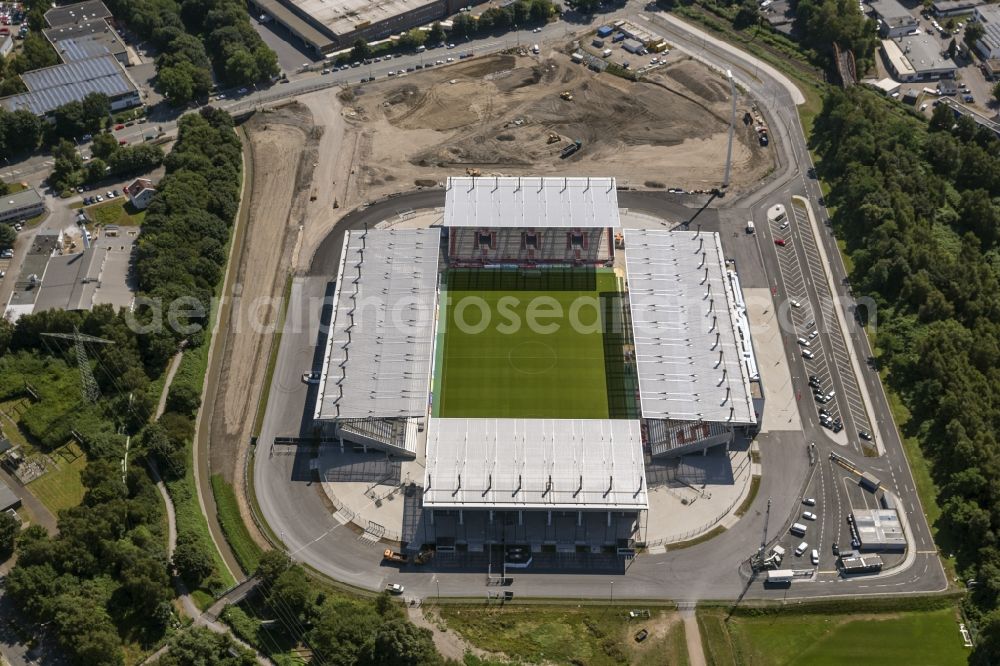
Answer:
[
  {"xmin": 99, "ymin": 0, "xmax": 278, "ymax": 103},
  {"xmin": 812, "ymin": 89, "xmax": 1000, "ymax": 665}
]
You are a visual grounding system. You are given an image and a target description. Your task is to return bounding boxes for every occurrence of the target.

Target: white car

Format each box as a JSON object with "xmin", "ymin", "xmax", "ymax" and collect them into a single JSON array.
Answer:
[
  {"xmin": 802, "ymin": 511, "xmax": 817, "ymax": 521},
  {"xmin": 386, "ymin": 583, "xmax": 404, "ymax": 594},
  {"xmin": 802, "ymin": 497, "xmax": 816, "ymax": 506},
  {"xmin": 802, "ymin": 349, "xmax": 814, "ymax": 359},
  {"xmin": 810, "ymin": 549, "xmax": 819, "ymax": 565},
  {"xmin": 302, "ymin": 371, "xmax": 321, "ymax": 384},
  {"xmin": 794, "ymin": 542, "xmax": 809, "ymax": 556},
  {"xmin": 790, "ymin": 300, "xmax": 801, "ymax": 308}
]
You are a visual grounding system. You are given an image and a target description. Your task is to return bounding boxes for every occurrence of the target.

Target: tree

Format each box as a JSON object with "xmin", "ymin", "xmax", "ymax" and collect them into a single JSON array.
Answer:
[
  {"xmin": 165, "ymin": 382, "xmax": 201, "ymax": 414},
  {"xmin": 965, "ymin": 20, "xmax": 985, "ymax": 52},
  {"xmin": 370, "ymin": 618, "xmax": 442, "ymax": 666},
  {"xmin": 91, "ymin": 132, "xmax": 120, "ymax": 161},
  {"xmin": 255, "ymin": 549, "xmax": 291, "ymax": 585},
  {"xmin": 993, "ymin": 81, "xmax": 1000, "ymax": 106},
  {"xmin": 452, "ymin": 13, "xmax": 475, "ymax": 38},
  {"xmin": 158, "ymin": 63, "xmax": 195, "ymax": 104},
  {"xmin": 947, "ymin": 37, "xmax": 957, "ymax": 59},
  {"xmin": 85, "ymin": 158, "xmax": 108, "ymax": 184},
  {"xmin": 734, "ymin": 0, "xmax": 759, "ymax": 29},
  {"xmin": 0, "ymin": 224, "xmax": 15, "ymax": 250},
  {"xmin": 0, "ymin": 511, "xmax": 18, "ymax": 558},
  {"xmin": 157, "ymin": 627, "xmax": 256, "ymax": 666},
  {"xmin": 267, "ymin": 566, "xmax": 316, "ymax": 621},
  {"xmin": 172, "ymin": 533, "xmax": 215, "ymax": 586},
  {"xmin": 398, "ymin": 29, "xmax": 427, "ymax": 51},
  {"xmin": 428, "ymin": 22, "xmax": 446, "ymax": 45},
  {"xmin": 0, "ymin": 178, "xmax": 7, "ymax": 196},
  {"xmin": 350, "ymin": 38, "xmax": 372, "ymax": 61},
  {"xmin": 80, "ymin": 92, "xmax": 110, "ymax": 130}
]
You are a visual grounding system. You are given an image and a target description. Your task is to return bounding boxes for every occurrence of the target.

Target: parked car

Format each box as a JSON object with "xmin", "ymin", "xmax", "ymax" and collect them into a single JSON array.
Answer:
[
  {"xmin": 385, "ymin": 583, "xmax": 404, "ymax": 594},
  {"xmin": 302, "ymin": 371, "xmax": 321, "ymax": 384},
  {"xmin": 802, "ymin": 497, "xmax": 816, "ymax": 506},
  {"xmin": 802, "ymin": 511, "xmax": 817, "ymax": 521},
  {"xmin": 859, "ymin": 430, "xmax": 873, "ymax": 441},
  {"xmin": 774, "ymin": 238, "xmax": 786, "ymax": 246},
  {"xmin": 811, "ymin": 549, "xmax": 819, "ymax": 565},
  {"xmin": 794, "ymin": 542, "xmax": 809, "ymax": 556}
]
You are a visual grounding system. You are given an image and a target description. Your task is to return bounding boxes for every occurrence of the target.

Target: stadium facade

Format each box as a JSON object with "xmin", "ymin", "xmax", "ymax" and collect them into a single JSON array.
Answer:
[{"xmin": 313, "ymin": 176, "xmax": 761, "ymax": 553}]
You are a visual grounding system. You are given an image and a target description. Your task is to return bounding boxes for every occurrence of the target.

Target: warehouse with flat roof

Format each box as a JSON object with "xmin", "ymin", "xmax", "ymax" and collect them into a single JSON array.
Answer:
[
  {"xmin": 882, "ymin": 35, "xmax": 956, "ymax": 81},
  {"xmin": 0, "ymin": 55, "xmax": 141, "ymax": 117},
  {"xmin": 0, "ymin": 188, "xmax": 46, "ymax": 224},
  {"xmin": 44, "ymin": 19, "xmax": 129, "ymax": 65},
  {"xmin": 248, "ymin": 0, "xmax": 467, "ymax": 54},
  {"xmin": 45, "ymin": 0, "xmax": 112, "ymax": 27}
]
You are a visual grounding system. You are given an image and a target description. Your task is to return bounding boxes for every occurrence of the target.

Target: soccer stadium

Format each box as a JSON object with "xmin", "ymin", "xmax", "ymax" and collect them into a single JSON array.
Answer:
[{"xmin": 313, "ymin": 176, "xmax": 761, "ymax": 554}]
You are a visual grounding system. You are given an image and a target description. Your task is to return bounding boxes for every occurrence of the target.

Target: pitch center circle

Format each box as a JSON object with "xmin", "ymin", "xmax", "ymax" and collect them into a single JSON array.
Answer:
[{"xmin": 507, "ymin": 341, "xmax": 557, "ymax": 375}]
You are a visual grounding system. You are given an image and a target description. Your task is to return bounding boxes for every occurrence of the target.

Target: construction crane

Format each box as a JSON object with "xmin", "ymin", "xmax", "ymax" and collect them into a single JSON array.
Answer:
[{"xmin": 41, "ymin": 327, "xmax": 113, "ymax": 403}]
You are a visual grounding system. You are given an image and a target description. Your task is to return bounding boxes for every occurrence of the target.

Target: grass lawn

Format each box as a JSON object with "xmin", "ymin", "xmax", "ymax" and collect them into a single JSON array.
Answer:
[
  {"xmin": 88, "ymin": 198, "xmax": 146, "ymax": 227},
  {"xmin": 210, "ymin": 474, "xmax": 263, "ymax": 574},
  {"xmin": 435, "ymin": 604, "xmax": 687, "ymax": 666},
  {"xmin": 437, "ymin": 269, "xmax": 620, "ymax": 419},
  {"xmin": 700, "ymin": 607, "xmax": 968, "ymax": 666},
  {"xmin": 26, "ymin": 442, "xmax": 87, "ymax": 515}
]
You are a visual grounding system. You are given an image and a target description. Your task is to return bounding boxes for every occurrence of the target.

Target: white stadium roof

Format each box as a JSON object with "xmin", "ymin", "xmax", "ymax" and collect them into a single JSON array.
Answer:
[
  {"xmin": 444, "ymin": 176, "xmax": 621, "ymax": 229},
  {"xmin": 623, "ymin": 229, "xmax": 756, "ymax": 424},
  {"xmin": 423, "ymin": 418, "xmax": 648, "ymax": 510},
  {"xmin": 314, "ymin": 229, "xmax": 440, "ymax": 420}
]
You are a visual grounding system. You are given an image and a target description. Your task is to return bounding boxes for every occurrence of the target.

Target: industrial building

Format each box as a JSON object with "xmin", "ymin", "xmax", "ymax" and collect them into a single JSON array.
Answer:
[
  {"xmin": 852, "ymin": 507, "xmax": 906, "ymax": 551},
  {"xmin": 882, "ymin": 35, "xmax": 957, "ymax": 81},
  {"xmin": 973, "ymin": 4, "xmax": 1000, "ymax": 60},
  {"xmin": 44, "ymin": 0, "xmax": 112, "ymax": 28},
  {"xmin": 0, "ymin": 188, "xmax": 46, "ymax": 224},
  {"xmin": 3, "ymin": 228, "xmax": 138, "ymax": 321},
  {"xmin": 44, "ymin": 20, "xmax": 129, "ymax": 65},
  {"xmin": 311, "ymin": 176, "xmax": 760, "ymax": 552},
  {"xmin": 870, "ymin": 0, "xmax": 918, "ymax": 37},
  {"xmin": 0, "ymin": 55, "xmax": 141, "ymax": 117},
  {"xmin": 0, "ymin": 479, "xmax": 20, "ymax": 514},
  {"xmin": 248, "ymin": 0, "xmax": 471, "ymax": 55},
  {"xmin": 932, "ymin": 0, "xmax": 984, "ymax": 17}
]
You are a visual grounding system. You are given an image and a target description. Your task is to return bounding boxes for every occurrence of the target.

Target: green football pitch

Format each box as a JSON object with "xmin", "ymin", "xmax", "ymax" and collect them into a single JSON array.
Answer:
[{"xmin": 435, "ymin": 269, "xmax": 630, "ymax": 419}]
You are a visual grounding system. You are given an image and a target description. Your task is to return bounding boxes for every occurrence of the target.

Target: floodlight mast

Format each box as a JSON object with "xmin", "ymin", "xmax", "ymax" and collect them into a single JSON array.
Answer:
[{"xmin": 723, "ymin": 69, "xmax": 736, "ymax": 191}]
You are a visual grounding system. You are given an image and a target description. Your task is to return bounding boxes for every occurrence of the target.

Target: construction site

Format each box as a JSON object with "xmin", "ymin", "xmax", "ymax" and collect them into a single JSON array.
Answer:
[{"xmin": 343, "ymin": 51, "xmax": 774, "ymax": 197}]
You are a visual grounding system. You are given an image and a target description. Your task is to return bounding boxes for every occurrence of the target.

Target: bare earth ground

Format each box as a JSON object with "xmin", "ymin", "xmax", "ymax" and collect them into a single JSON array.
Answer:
[
  {"xmin": 209, "ymin": 104, "xmax": 319, "ymax": 526},
  {"xmin": 338, "ymin": 52, "xmax": 772, "ymax": 201}
]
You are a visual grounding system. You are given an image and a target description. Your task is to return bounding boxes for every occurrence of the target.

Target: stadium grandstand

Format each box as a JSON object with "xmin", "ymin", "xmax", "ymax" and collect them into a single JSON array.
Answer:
[{"xmin": 310, "ymin": 176, "xmax": 760, "ymax": 552}]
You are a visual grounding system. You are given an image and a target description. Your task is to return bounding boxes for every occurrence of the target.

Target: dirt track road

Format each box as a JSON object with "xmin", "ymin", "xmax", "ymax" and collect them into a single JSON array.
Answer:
[{"xmin": 207, "ymin": 106, "xmax": 318, "ymax": 541}]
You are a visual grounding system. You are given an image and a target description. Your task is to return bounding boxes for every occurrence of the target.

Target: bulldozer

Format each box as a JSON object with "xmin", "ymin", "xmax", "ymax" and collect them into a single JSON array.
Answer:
[
  {"xmin": 546, "ymin": 132, "xmax": 560, "ymax": 144},
  {"xmin": 560, "ymin": 91, "xmax": 573, "ymax": 101}
]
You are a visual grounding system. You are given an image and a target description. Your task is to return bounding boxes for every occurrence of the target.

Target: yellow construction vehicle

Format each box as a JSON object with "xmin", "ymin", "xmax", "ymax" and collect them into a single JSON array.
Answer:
[
  {"xmin": 546, "ymin": 132, "xmax": 560, "ymax": 144},
  {"xmin": 560, "ymin": 91, "xmax": 573, "ymax": 101}
]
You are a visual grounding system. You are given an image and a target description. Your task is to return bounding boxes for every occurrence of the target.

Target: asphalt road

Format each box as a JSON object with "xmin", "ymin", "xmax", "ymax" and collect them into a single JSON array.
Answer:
[{"xmin": 252, "ymin": 10, "xmax": 949, "ymax": 602}]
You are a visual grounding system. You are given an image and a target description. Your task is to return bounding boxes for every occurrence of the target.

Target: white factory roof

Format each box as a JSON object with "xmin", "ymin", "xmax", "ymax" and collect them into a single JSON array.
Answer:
[
  {"xmin": 444, "ymin": 176, "xmax": 621, "ymax": 229},
  {"xmin": 314, "ymin": 228, "xmax": 440, "ymax": 420},
  {"xmin": 623, "ymin": 229, "xmax": 756, "ymax": 424},
  {"xmin": 291, "ymin": 0, "xmax": 442, "ymax": 37},
  {"xmin": 423, "ymin": 418, "xmax": 648, "ymax": 510}
]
